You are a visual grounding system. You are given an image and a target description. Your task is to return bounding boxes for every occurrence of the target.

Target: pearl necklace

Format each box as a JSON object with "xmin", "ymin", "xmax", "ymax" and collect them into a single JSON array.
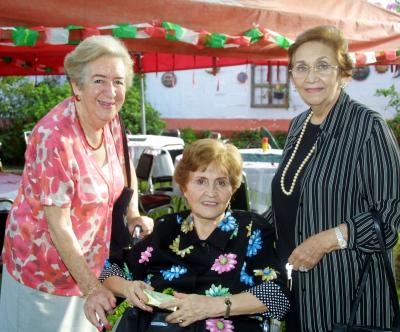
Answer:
[
  {"xmin": 76, "ymin": 110, "xmax": 104, "ymax": 151},
  {"xmin": 280, "ymin": 111, "xmax": 316, "ymax": 196}
]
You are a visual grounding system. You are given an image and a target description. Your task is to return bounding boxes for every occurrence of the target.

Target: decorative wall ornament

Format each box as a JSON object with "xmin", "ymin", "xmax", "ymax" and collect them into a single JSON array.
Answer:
[
  {"xmin": 161, "ymin": 71, "xmax": 177, "ymax": 87},
  {"xmin": 237, "ymin": 72, "xmax": 248, "ymax": 83},
  {"xmin": 352, "ymin": 66, "xmax": 370, "ymax": 81},
  {"xmin": 375, "ymin": 65, "xmax": 388, "ymax": 74}
]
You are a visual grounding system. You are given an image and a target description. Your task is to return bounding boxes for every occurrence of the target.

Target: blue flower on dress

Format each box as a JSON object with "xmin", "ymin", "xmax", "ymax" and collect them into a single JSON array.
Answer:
[
  {"xmin": 161, "ymin": 265, "xmax": 188, "ymax": 281},
  {"xmin": 123, "ymin": 263, "xmax": 133, "ymax": 281},
  {"xmin": 240, "ymin": 263, "xmax": 254, "ymax": 286},
  {"xmin": 104, "ymin": 259, "xmax": 112, "ymax": 270},
  {"xmin": 176, "ymin": 215, "xmax": 183, "ymax": 224},
  {"xmin": 246, "ymin": 229, "xmax": 263, "ymax": 257},
  {"xmin": 144, "ymin": 274, "xmax": 154, "ymax": 284},
  {"xmin": 205, "ymin": 284, "xmax": 231, "ymax": 297},
  {"xmin": 217, "ymin": 211, "xmax": 238, "ymax": 232}
]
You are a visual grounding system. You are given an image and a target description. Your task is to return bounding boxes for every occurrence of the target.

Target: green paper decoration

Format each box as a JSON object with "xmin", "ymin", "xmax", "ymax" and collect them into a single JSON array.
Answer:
[
  {"xmin": 66, "ymin": 25, "xmax": 83, "ymax": 30},
  {"xmin": 112, "ymin": 24, "xmax": 137, "ymax": 38},
  {"xmin": 274, "ymin": 35, "xmax": 292, "ymax": 49},
  {"xmin": 244, "ymin": 28, "xmax": 264, "ymax": 44},
  {"xmin": 12, "ymin": 27, "xmax": 39, "ymax": 46},
  {"xmin": 161, "ymin": 22, "xmax": 184, "ymax": 42},
  {"xmin": 205, "ymin": 33, "xmax": 227, "ymax": 48},
  {"xmin": 1, "ymin": 56, "xmax": 12, "ymax": 63}
]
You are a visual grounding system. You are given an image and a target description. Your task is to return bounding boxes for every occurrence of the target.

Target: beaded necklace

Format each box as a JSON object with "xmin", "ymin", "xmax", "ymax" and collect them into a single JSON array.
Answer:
[
  {"xmin": 76, "ymin": 109, "xmax": 104, "ymax": 151},
  {"xmin": 280, "ymin": 111, "xmax": 316, "ymax": 196}
]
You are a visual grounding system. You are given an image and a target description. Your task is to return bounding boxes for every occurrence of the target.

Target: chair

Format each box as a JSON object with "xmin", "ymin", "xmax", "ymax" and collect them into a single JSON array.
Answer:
[
  {"xmin": 230, "ymin": 172, "xmax": 251, "ymax": 211},
  {"xmin": 161, "ymin": 129, "xmax": 181, "ymax": 138},
  {"xmin": 135, "ymin": 151, "xmax": 174, "ymax": 216},
  {"xmin": 24, "ymin": 131, "xmax": 32, "ymax": 145},
  {"xmin": 0, "ymin": 199, "xmax": 13, "ymax": 272}
]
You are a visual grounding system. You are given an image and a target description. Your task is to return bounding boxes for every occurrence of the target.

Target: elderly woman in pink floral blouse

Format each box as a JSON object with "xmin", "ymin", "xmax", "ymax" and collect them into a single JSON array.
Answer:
[
  {"xmin": 0, "ymin": 35, "xmax": 152, "ymax": 332},
  {"xmin": 87, "ymin": 139, "xmax": 290, "ymax": 332}
]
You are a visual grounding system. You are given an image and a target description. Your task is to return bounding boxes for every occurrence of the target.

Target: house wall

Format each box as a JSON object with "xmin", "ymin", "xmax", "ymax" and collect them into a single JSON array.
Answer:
[{"xmin": 145, "ymin": 64, "xmax": 400, "ymax": 134}]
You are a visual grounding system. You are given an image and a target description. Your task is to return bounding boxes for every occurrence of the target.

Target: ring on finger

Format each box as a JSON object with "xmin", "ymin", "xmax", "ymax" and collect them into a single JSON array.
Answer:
[
  {"xmin": 179, "ymin": 319, "xmax": 184, "ymax": 323},
  {"xmin": 299, "ymin": 265, "xmax": 308, "ymax": 272}
]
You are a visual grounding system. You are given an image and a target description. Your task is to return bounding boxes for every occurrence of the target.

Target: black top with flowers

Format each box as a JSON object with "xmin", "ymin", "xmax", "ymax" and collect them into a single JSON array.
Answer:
[{"xmin": 101, "ymin": 210, "xmax": 290, "ymax": 331}]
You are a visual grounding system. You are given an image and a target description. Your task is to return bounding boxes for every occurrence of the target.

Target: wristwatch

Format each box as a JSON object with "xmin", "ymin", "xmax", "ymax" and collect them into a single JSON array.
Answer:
[
  {"xmin": 224, "ymin": 297, "xmax": 232, "ymax": 319},
  {"xmin": 334, "ymin": 226, "xmax": 347, "ymax": 249}
]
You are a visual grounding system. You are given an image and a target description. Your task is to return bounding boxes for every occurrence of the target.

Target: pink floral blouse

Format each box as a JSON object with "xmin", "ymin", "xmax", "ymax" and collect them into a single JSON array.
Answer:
[{"xmin": 2, "ymin": 97, "xmax": 125, "ymax": 296}]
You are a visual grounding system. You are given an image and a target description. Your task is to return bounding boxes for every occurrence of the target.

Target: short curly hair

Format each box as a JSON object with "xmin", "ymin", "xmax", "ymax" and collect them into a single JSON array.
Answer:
[
  {"xmin": 64, "ymin": 35, "xmax": 133, "ymax": 89},
  {"xmin": 174, "ymin": 138, "xmax": 243, "ymax": 193},
  {"xmin": 288, "ymin": 25, "xmax": 353, "ymax": 78}
]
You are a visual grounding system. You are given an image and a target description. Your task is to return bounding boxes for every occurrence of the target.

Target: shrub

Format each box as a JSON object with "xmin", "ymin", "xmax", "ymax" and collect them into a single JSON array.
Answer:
[
  {"xmin": 0, "ymin": 75, "xmax": 165, "ymax": 166},
  {"xmin": 376, "ymin": 84, "xmax": 400, "ymax": 144}
]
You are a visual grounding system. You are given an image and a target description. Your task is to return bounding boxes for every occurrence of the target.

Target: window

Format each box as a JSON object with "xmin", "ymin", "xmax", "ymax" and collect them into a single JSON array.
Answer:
[{"xmin": 251, "ymin": 64, "xmax": 289, "ymax": 108}]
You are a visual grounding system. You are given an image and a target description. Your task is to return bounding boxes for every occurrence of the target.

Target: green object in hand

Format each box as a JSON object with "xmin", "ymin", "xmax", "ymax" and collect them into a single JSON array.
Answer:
[
  {"xmin": 106, "ymin": 300, "xmax": 132, "ymax": 329},
  {"xmin": 143, "ymin": 289, "xmax": 177, "ymax": 311}
]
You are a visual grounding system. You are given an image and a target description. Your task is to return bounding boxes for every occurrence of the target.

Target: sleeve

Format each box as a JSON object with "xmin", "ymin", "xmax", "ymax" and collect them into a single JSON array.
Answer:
[
  {"xmin": 344, "ymin": 117, "xmax": 400, "ymax": 252},
  {"xmin": 242, "ymin": 217, "xmax": 290, "ymax": 320},
  {"xmin": 99, "ymin": 262, "xmax": 128, "ymax": 282},
  {"xmin": 26, "ymin": 128, "xmax": 74, "ymax": 208},
  {"xmin": 123, "ymin": 235, "xmax": 154, "ymax": 281}
]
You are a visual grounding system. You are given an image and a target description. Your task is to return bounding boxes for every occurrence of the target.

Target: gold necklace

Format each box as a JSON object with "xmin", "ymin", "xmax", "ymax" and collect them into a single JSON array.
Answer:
[{"xmin": 280, "ymin": 111, "xmax": 316, "ymax": 196}]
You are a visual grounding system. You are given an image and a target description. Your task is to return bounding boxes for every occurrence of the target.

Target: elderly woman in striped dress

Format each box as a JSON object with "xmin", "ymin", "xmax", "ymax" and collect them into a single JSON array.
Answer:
[{"xmin": 267, "ymin": 25, "xmax": 400, "ymax": 331}]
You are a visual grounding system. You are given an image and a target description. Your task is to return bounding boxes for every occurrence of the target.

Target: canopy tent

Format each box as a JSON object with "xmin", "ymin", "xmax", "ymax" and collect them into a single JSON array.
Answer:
[{"xmin": 0, "ymin": 0, "xmax": 400, "ymax": 76}]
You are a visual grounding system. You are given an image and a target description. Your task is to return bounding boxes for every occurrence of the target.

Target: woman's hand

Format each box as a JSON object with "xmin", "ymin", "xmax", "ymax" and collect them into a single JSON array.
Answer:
[
  {"xmin": 159, "ymin": 292, "xmax": 222, "ymax": 327},
  {"xmin": 128, "ymin": 215, "xmax": 154, "ymax": 236},
  {"xmin": 123, "ymin": 280, "xmax": 154, "ymax": 312},
  {"xmin": 288, "ymin": 228, "xmax": 337, "ymax": 272},
  {"xmin": 84, "ymin": 284, "xmax": 116, "ymax": 331}
]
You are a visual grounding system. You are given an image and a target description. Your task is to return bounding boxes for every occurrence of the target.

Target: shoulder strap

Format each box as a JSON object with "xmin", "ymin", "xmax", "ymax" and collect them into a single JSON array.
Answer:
[
  {"xmin": 372, "ymin": 210, "xmax": 400, "ymax": 328},
  {"xmin": 346, "ymin": 210, "xmax": 400, "ymax": 328},
  {"xmin": 119, "ymin": 116, "xmax": 131, "ymax": 188}
]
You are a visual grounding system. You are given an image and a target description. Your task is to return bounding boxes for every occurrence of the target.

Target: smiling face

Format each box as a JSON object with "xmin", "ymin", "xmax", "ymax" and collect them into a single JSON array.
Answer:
[
  {"xmin": 183, "ymin": 162, "xmax": 233, "ymax": 225},
  {"xmin": 291, "ymin": 41, "xmax": 342, "ymax": 115},
  {"xmin": 72, "ymin": 55, "xmax": 127, "ymax": 129}
]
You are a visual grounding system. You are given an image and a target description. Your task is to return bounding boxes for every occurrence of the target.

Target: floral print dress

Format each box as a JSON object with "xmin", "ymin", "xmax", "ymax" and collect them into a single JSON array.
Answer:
[
  {"xmin": 102, "ymin": 210, "xmax": 290, "ymax": 332},
  {"xmin": 2, "ymin": 97, "xmax": 125, "ymax": 296}
]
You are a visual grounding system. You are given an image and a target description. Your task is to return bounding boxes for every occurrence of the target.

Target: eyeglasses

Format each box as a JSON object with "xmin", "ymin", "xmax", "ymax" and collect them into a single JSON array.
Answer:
[{"xmin": 289, "ymin": 62, "xmax": 338, "ymax": 79}]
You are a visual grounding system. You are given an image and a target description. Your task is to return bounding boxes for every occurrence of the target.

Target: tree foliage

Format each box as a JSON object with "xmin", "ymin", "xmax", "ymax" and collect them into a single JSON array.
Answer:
[
  {"xmin": 376, "ymin": 84, "xmax": 400, "ymax": 144},
  {"xmin": 0, "ymin": 75, "xmax": 165, "ymax": 166}
]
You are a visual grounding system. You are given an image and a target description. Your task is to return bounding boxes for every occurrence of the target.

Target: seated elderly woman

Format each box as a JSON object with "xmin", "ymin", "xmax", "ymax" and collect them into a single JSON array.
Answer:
[{"xmin": 87, "ymin": 138, "xmax": 290, "ymax": 331}]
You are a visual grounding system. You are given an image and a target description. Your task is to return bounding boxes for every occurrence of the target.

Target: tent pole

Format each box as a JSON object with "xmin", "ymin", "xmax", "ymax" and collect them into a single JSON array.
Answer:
[
  {"xmin": 136, "ymin": 53, "xmax": 146, "ymax": 135},
  {"xmin": 140, "ymin": 72, "xmax": 146, "ymax": 135}
]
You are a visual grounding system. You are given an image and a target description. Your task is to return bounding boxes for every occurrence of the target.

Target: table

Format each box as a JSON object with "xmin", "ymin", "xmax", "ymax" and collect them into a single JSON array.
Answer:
[
  {"xmin": 240, "ymin": 149, "xmax": 282, "ymax": 214},
  {"xmin": 0, "ymin": 172, "xmax": 21, "ymax": 210}
]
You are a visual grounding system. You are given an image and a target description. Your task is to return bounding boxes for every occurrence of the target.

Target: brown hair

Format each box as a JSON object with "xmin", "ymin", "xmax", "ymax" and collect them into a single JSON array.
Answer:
[
  {"xmin": 64, "ymin": 35, "xmax": 134, "ymax": 89},
  {"xmin": 288, "ymin": 25, "xmax": 353, "ymax": 78},
  {"xmin": 174, "ymin": 138, "xmax": 243, "ymax": 192}
]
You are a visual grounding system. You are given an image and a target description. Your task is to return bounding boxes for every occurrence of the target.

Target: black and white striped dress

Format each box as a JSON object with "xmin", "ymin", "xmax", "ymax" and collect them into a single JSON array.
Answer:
[{"xmin": 266, "ymin": 91, "xmax": 400, "ymax": 331}]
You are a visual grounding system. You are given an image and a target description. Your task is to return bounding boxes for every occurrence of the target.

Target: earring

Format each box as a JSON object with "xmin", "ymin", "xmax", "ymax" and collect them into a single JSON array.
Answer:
[{"xmin": 74, "ymin": 95, "xmax": 81, "ymax": 102}]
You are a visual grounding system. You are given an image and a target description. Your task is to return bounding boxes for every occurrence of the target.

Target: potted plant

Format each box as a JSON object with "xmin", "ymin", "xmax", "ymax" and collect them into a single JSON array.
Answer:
[{"xmin": 273, "ymin": 83, "xmax": 286, "ymax": 99}]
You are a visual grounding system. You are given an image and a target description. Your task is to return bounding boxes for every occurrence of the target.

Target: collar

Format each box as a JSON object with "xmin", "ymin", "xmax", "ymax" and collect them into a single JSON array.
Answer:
[
  {"xmin": 287, "ymin": 90, "xmax": 350, "ymax": 148},
  {"xmin": 178, "ymin": 211, "xmax": 238, "ymax": 251}
]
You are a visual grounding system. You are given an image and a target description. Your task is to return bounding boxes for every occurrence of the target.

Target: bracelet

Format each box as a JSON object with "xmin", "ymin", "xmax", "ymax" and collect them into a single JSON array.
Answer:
[
  {"xmin": 224, "ymin": 297, "xmax": 232, "ymax": 319},
  {"xmin": 84, "ymin": 283, "xmax": 101, "ymax": 298}
]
